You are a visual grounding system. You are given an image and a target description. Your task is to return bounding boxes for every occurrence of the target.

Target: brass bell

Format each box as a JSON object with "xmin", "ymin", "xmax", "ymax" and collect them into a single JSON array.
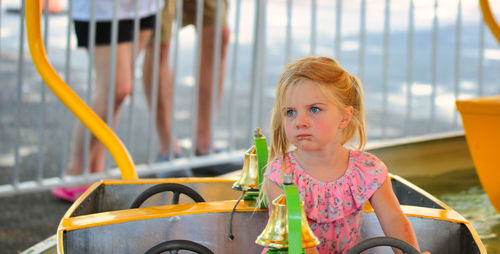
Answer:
[
  {"xmin": 255, "ymin": 194, "xmax": 320, "ymax": 249},
  {"xmin": 232, "ymin": 146, "xmax": 259, "ymax": 191}
]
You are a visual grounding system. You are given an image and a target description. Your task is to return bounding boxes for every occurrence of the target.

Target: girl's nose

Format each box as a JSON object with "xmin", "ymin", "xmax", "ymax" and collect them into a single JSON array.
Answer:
[{"xmin": 296, "ymin": 113, "xmax": 309, "ymax": 128}]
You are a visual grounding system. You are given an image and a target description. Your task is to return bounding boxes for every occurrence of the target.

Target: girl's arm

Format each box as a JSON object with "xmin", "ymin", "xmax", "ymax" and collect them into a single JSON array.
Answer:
[
  {"xmin": 263, "ymin": 179, "xmax": 319, "ymax": 254},
  {"xmin": 264, "ymin": 177, "xmax": 283, "ymax": 202},
  {"xmin": 369, "ymin": 177, "xmax": 421, "ymax": 254}
]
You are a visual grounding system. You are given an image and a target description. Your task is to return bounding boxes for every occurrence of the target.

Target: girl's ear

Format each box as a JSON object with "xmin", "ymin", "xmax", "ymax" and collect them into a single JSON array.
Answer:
[{"xmin": 339, "ymin": 106, "xmax": 353, "ymax": 129}]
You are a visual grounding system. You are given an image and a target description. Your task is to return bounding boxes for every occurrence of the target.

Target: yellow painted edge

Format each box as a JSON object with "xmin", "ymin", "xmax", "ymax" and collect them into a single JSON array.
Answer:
[
  {"xmin": 464, "ymin": 222, "xmax": 488, "ymax": 253},
  {"xmin": 363, "ymin": 204, "xmax": 466, "ymax": 224},
  {"xmin": 100, "ymin": 177, "xmax": 238, "ymax": 185},
  {"xmin": 363, "ymin": 204, "xmax": 486, "ymax": 252},
  {"xmin": 56, "ymin": 181, "xmax": 103, "ymax": 254},
  {"xmin": 60, "ymin": 202, "xmax": 469, "ymax": 233},
  {"xmin": 57, "ymin": 230, "xmax": 64, "ymax": 254},
  {"xmin": 59, "ymin": 181, "xmax": 103, "ymax": 221},
  {"xmin": 60, "ymin": 175, "xmax": 470, "ymax": 231},
  {"xmin": 58, "ymin": 200, "xmax": 265, "ymax": 232},
  {"xmin": 58, "ymin": 178, "xmax": 238, "ymax": 222}
]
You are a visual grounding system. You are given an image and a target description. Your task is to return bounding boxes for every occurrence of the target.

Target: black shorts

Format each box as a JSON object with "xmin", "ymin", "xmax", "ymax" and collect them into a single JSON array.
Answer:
[{"xmin": 74, "ymin": 14, "xmax": 156, "ymax": 48}]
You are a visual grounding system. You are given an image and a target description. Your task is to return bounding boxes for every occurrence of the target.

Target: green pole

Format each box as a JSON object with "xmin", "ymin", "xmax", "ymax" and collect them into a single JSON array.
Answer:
[
  {"xmin": 283, "ymin": 184, "xmax": 302, "ymax": 254},
  {"xmin": 254, "ymin": 128, "xmax": 268, "ymax": 208}
]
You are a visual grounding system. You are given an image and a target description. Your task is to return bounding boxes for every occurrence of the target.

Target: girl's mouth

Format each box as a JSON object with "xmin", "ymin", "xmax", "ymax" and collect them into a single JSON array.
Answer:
[{"xmin": 296, "ymin": 134, "xmax": 311, "ymax": 140}]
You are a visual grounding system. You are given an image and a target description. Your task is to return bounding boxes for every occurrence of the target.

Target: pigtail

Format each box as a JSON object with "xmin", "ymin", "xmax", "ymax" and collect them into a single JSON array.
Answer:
[{"xmin": 347, "ymin": 75, "xmax": 366, "ymax": 150}]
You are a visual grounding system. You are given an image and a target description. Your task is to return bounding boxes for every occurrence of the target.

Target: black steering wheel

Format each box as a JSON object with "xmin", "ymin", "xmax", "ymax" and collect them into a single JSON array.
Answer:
[
  {"xmin": 346, "ymin": 236, "xmax": 421, "ymax": 254},
  {"xmin": 130, "ymin": 183, "xmax": 205, "ymax": 209},
  {"xmin": 145, "ymin": 240, "xmax": 214, "ymax": 254}
]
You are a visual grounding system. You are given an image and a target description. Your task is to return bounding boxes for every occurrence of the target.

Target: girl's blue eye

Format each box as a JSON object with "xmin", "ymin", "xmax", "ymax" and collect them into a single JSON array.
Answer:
[
  {"xmin": 310, "ymin": 107, "xmax": 321, "ymax": 113},
  {"xmin": 286, "ymin": 109, "xmax": 296, "ymax": 117}
]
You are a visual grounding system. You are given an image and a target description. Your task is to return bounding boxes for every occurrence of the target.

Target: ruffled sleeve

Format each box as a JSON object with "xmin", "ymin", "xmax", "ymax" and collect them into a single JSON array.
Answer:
[{"xmin": 347, "ymin": 151, "xmax": 388, "ymax": 208}]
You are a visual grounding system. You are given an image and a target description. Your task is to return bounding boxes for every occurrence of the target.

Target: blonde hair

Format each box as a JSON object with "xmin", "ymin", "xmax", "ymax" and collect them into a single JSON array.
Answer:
[{"xmin": 269, "ymin": 56, "xmax": 366, "ymax": 161}]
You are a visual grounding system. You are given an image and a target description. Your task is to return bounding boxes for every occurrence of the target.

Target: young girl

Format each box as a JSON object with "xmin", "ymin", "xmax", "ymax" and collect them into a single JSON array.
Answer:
[{"xmin": 262, "ymin": 56, "xmax": 423, "ymax": 254}]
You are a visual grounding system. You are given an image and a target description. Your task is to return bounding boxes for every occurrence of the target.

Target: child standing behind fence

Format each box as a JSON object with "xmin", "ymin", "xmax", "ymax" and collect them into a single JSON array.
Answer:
[{"xmin": 261, "ymin": 56, "xmax": 426, "ymax": 254}]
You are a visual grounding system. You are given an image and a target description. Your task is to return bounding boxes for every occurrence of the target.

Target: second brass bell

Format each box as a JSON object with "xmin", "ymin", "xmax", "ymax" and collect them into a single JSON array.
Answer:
[
  {"xmin": 255, "ymin": 194, "xmax": 320, "ymax": 249},
  {"xmin": 232, "ymin": 146, "xmax": 259, "ymax": 191}
]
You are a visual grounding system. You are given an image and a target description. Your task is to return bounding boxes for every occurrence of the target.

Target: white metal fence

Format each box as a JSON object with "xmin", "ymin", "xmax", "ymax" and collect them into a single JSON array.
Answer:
[{"xmin": 1, "ymin": 0, "xmax": 499, "ymax": 196}]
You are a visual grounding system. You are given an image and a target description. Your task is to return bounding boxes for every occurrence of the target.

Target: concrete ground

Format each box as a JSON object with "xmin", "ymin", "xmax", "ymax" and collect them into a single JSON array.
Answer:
[{"xmin": 0, "ymin": 190, "xmax": 71, "ymax": 253}]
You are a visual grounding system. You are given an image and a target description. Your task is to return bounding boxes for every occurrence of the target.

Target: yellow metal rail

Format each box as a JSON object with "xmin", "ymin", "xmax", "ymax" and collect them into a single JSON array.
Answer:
[
  {"xmin": 480, "ymin": 0, "xmax": 500, "ymax": 44},
  {"xmin": 25, "ymin": 0, "xmax": 138, "ymax": 180}
]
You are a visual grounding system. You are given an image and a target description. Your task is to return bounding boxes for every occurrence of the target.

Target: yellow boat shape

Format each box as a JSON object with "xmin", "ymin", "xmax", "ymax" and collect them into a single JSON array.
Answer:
[{"xmin": 456, "ymin": 95, "xmax": 500, "ymax": 214}]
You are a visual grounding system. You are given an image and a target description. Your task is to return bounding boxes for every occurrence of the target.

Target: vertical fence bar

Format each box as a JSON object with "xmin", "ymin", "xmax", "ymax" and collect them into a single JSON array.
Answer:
[
  {"xmin": 310, "ymin": 0, "xmax": 317, "ymax": 55},
  {"xmin": 404, "ymin": 0, "xmax": 415, "ymax": 136},
  {"xmin": 228, "ymin": 0, "xmax": 242, "ymax": 152},
  {"xmin": 335, "ymin": 0, "xmax": 342, "ymax": 60},
  {"xmin": 105, "ymin": 0, "xmax": 120, "ymax": 172},
  {"xmin": 149, "ymin": 0, "xmax": 164, "ymax": 163},
  {"xmin": 168, "ymin": 0, "xmax": 181, "ymax": 159},
  {"xmin": 257, "ymin": 2, "xmax": 267, "ymax": 128},
  {"xmin": 429, "ymin": 0, "xmax": 438, "ymax": 132},
  {"xmin": 36, "ymin": 0, "xmax": 50, "ymax": 184},
  {"xmin": 453, "ymin": 0, "xmax": 462, "ymax": 126},
  {"xmin": 381, "ymin": 0, "xmax": 390, "ymax": 139},
  {"xmin": 13, "ymin": 0, "xmax": 26, "ymax": 189},
  {"xmin": 167, "ymin": 0, "xmax": 182, "ymax": 160},
  {"xmin": 60, "ymin": 0, "xmax": 74, "ymax": 178},
  {"xmin": 478, "ymin": 18, "xmax": 485, "ymax": 97},
  {"xmin": 285, "ymin": 0, "xmax": 293, "ymax": 63},
  {"xmin": 126, "ymin": 0, "xmax": 141, "ymax": 155},
  {"xmin": 358, "ymin": 0, "xmax": 366, "ymax": 82},
  {"xmin": 83, "ymin": 0, "xmax": 97, "ymax": 178},
  {"xmin": 190, "ymin": 0, "xmax": 204, "ymax": 157},
  {"xmin": 250, "ymin": 0, "xmax": 266, "ymax": 137},
  {"xmin": 0, "ymin": 0, "xmax": 2, "ymax": 52},
  {"xmin": 209, "ymin": 0, "xmax": 224, "ymax": 154}
]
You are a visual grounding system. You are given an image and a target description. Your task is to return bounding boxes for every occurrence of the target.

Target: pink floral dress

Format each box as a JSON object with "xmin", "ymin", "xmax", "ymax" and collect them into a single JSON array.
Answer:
[{"xmin": 264, "ymin": 150, "xmax": 387, "ymax": 254}]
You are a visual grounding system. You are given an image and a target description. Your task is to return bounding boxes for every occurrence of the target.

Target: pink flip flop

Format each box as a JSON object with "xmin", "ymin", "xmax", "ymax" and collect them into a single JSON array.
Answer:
[{"xmin": 51, "ymin": 186, "xmax": 89, "ymax": 202}]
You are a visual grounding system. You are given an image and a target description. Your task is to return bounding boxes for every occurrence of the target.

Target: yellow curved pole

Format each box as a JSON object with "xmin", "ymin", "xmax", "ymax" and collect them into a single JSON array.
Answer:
[
  {"xmin": 25, "ymin": 0, "xmax": 137, "ymax": 180},
  {"xmin": 480, "ymin": 0, "xmax": 500, "ymax": 44}
]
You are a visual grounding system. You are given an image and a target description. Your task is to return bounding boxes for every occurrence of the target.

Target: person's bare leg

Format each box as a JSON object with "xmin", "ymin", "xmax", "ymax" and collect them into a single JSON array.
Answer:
[
  {"xmin": 143, "ymin": 40, "xmax": 181, "ymax": 155},
  {"xmin": 88, "ymin": 42, "xmax": 136, "ymax": 173},
  {"xmin": 196, "ymin": 25, "xmax": 230, "ymax": 155},
  {"xmin": 66, "ymin": 45, "xmax": 113, "ymax": 175},
  {"xmin": 67, "ymin": 41, "xmax": 137, "ymax": 175},
  {"xmin": 67, "ymin": 30, "xmax": 152, "ymax": 175},
  {"xmin": 89, "ymin": 30, "xmax": 154, "ymax": 171},
  {"xmin": 66, "ymin": 120, "xmax": 86, "ymax": 175}
]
